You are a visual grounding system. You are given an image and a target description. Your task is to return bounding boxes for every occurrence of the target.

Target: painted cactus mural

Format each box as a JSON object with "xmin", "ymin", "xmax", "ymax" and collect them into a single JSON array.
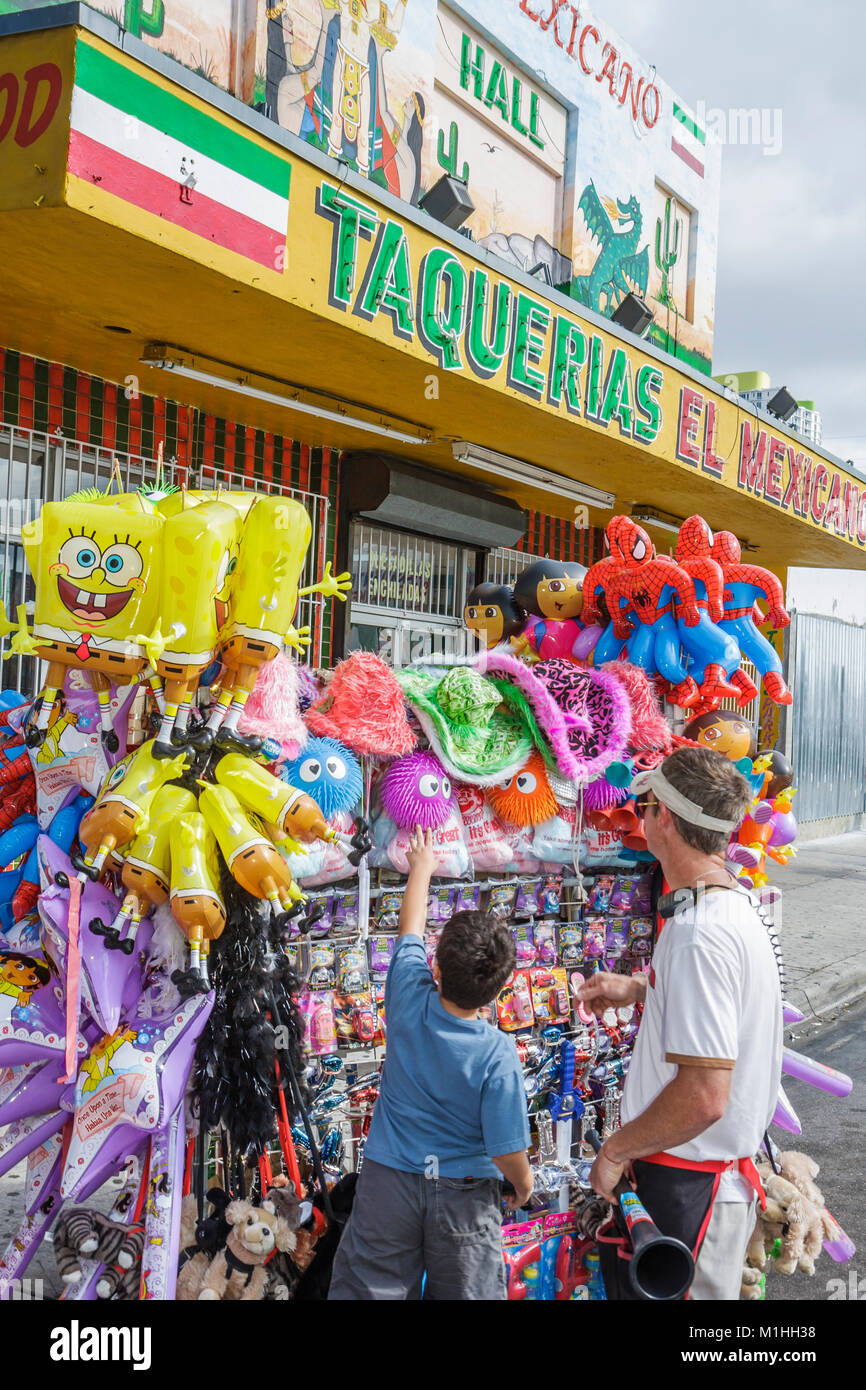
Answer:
[{"xmin": 654, "ymin": 195, "xmax": 682, "ymax": 310}]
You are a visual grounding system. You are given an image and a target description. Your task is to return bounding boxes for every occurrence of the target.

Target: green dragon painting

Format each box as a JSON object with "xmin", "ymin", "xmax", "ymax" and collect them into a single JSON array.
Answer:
[{"xmin": 570, "ymin": 182, "xmax": 650, "ymax": 314}]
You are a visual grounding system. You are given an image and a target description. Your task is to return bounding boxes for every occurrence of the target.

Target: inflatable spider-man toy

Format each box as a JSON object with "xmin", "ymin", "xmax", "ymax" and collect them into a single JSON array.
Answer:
[
  {"xmin": 580, "ymin": 546, "xmax": 635, "ymax": 667},
  {"xmin": 595, "ymin": 518, "xmax": 703, "ymax": 709},
  {"xmin": 673, "ymin": 516, "xmax": 748, "ymax": 711},
  {"xmin": 711, "ymin": 532, "xmax": 793, "ymax": 705}
]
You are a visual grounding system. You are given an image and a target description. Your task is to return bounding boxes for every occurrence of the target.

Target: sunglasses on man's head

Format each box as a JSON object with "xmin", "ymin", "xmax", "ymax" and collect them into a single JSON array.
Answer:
[{"xmin": 635, "ymin": 792, "xmax": 659, "ymax": 814}]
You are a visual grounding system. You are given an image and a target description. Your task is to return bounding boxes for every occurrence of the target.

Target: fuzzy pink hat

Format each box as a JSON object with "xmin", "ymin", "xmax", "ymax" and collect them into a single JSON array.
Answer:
[
  {"xmin": 600, "ymin": 661, "xmax": 672, "ymax": 755},
  {"xmin": 306, "ymin": 651, "xmax": 416, "ymax": 758},
  {"xmin": 237, "ymin": 654, "xmax": 308, "ymax": 759}
]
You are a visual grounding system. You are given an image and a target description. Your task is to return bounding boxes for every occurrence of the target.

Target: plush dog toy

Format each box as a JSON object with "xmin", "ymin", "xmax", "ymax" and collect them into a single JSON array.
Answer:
[
  {"xmin": 750, "ymin": 1158, "xmax": 829, "ymax": 1278},
  {"xmin": 197, "ymin": 1196, "xmax": 297, "ymax": 1301},
  {"xmin": 54, "ymin": 1208, "xmax": 145, "ymax": 1299}
]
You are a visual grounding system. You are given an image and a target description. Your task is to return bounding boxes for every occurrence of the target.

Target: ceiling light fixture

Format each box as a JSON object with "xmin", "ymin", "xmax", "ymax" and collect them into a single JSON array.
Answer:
[
  {"xmin": 452, "ymin": 442, "xmax": 615, "ymax": 509},
  {"xmin": 141, "ymin": 354, "xmax": 431, "ymax": 448},
  {"xmin": 630, "ymin": 505, "xmax": 684, "ymax": 535}
]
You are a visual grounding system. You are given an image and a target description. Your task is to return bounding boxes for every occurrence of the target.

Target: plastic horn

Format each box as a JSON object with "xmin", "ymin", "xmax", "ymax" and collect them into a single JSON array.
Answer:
[
  {"xmin": 772, "ymin": 1084, "xmax": 802, "ymax": 1135},
  {"xmin": 782, "ymin": 1046, "xmax": 853, "ymax": 1098},
  {"xmin": 823, "ymin": 1210, "xmax": 856, "ymax": 1263},
  {"xmin": 586, "ymin": 1132, "xmax": 694, "ymax": 1300}
]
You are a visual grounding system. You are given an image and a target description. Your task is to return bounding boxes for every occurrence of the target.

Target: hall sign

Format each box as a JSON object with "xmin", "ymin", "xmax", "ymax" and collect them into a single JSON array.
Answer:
[{"xmin": 314, "ymin": 177, "xmax": 866, "ymax": 551}]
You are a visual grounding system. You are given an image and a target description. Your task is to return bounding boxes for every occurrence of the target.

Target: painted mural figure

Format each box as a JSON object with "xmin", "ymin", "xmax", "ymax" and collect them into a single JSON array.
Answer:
[
  {"xmin": 267, "ymin": 0, "xmax": 424, "ymax": 199},
  {"xmin": 572, "ymin": 182, "xmax": 649, "ymax": 314}
]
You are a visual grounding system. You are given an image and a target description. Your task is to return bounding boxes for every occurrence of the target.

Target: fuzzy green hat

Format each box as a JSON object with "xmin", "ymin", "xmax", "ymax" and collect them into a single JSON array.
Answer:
[{"xmin": 395, "ymin": 666, "xmax": 534, "ymax": 786}]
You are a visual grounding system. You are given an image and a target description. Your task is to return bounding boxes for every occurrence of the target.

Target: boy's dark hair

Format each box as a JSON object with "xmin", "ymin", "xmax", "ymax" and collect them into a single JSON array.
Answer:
[{"xmin": 436, "ymin": 910, "xmax": 516, "ymax": 1010}]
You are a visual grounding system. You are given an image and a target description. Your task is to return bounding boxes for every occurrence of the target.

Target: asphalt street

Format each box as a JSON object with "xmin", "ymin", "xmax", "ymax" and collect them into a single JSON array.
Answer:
[{"xmin": 765, "ymin": 999, "xmax": 866, "ymax": 1302}]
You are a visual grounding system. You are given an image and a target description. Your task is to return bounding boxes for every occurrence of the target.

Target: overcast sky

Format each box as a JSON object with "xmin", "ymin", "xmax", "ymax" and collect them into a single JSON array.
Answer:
[{"xmin": 599, "ymin": 0, "xmax": 866, "ymax": 471}]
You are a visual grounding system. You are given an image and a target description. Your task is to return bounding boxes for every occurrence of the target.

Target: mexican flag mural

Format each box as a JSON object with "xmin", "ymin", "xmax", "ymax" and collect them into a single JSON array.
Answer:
[{"xmin": 68, "ymin": 38, "xmax": 291, "ymax": 269}]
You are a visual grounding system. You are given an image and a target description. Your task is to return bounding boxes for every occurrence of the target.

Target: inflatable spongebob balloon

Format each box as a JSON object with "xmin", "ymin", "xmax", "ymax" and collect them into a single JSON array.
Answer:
[
  {"xmin": 213, "ymin": 752, "xmax": 336, "ymax": 847},
  {"xmin": 15, "ymin": 493, "xmax": 163, "ymax": 752},
  {"xmin": 195, "ymin": 495, "xmax": 350, "ymax": 752},
  {"xmin": 170, "ymin": 812, "xmax": 226, "ymax": 983},
  {"xmin": 75, "ymin": 740, "xmax": 187, "ymax": 882},
  {"xmin": 198, "ymin": 782, "xmax": 304, "ymax": 922},
  {"xmin": 141, "ymin": 497, "xmax": 243, "ymax": 758},
  {"xmin": 94, "ymin": 784, "xmax": 197, "ymax": 954}
]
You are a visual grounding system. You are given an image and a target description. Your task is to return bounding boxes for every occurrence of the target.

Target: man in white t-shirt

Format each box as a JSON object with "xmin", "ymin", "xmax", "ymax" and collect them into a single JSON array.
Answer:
[{"xmin": 578, "ymin": 746, "xmax": 783, "ymax": 1300}]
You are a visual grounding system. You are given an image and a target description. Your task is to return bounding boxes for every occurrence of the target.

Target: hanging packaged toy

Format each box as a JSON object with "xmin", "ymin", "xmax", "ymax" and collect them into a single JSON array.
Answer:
[
  {"xmin": 488, "ymin": 883, "xmax": 517, "ymax": 919},
  {"xmin": 495, "ymin": 970, "xmax": 535, "ymax": 1031},
  {"xmin": 375, "ymin": 890, "xmax": 403, "ymax": 930},
  {"xmin": 531, "ymin": 968, "xmax": 569, "ymax": 1023},
  {"xmin": 587, "ymin": 876, "xmax": 615, "ymax": 912},
  {"xmin": 332, "ymin": 890, "xmax": 360, "ymax": 937},
  {"xmin": 627, "ymin": 918, "xmax": 654, "ymax": 958},
  {"xmin": 454, "ymin": 883, "xmax": 482, "ymax": 913},
  {"xmin": 559, "ymin": 925, "xmax": 583, "ymax": 968},
  {"xmin": 583, "ymin": 921, "xmax": 606, "ymax": 960},
  {"xmin": 428, "ymin": 885, "xmax": 456, "ymax": 924},
  {"xmin": 534, "ymin": 919, "xmax": 557, "ymax": 966},
  {"xmin": 513, "ymin": 922, "xmax": 536, "ymax": 968},
  {"xmin": 369, "ymin": 935, "xmax": 396, "ymax": 975},
  {"xmin": 308, "ymin": 942, "xmax": 336, "ymax": 990},
  {"xmin": 503, "ymin": 1219, "xmax": 544, "ymax": 1300}
]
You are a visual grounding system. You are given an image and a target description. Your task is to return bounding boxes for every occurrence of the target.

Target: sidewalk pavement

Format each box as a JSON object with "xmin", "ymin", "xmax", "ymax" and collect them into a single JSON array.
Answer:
[{"xmin": 775, "ymin": 830, "xmax": 866, "ymax": 1020}]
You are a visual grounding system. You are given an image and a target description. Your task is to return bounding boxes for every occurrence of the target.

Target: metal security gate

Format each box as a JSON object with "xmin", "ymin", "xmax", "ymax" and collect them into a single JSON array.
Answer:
[
  {"xmin": 789, "ymin": 610, "xmax": 866, "ymax": 823},
  {"xmin": 347, "ymin": 522, "xmax": 475, "ymax": 665},
  {"xmin": 0, "ymin": 424, "xmax": 331, "ymax": 696}
]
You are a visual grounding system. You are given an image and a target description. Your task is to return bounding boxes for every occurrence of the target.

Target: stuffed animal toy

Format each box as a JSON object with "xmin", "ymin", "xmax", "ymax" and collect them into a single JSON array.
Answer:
[
  {"xmin": 54, "ymin": 1207, "xmax": 145, "ymax": 1299},
  {"xmin": 197, "ymin": 1196, "xmax": 297, "ymax": 1300},
  {"xmin": 740, "ymin": 1266, "xmax": 765, "ymax": 1300},
  {"xmin": 381, "ymin": 750, "xmax": 455, "ymax": 830},
  {"xmin": 752, "ymin": 1164, "xmax": 827, "ymax": 1277},
  {"xmin": 176, "ymin": 1187, "xmax": 232, "ymax": 1301},
  {"xmin": 487, "ymin": 750, "xmax": 558, "ymax": 828},
  {"xmin": 280, "ymin": 737, "xmax": 362, "ymax": 821}
]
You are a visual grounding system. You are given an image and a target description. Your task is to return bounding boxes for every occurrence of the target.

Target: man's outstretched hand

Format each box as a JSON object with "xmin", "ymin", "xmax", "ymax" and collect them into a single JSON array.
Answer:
[{"xmin": 577, "ymin": 971, "xmax": 647, "ymax": 1017}]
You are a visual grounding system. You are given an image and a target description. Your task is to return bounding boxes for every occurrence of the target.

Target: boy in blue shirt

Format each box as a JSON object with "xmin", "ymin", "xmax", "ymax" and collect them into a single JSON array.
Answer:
[{"xmin": 329, "ymin": 828, "xmax": 532, "ymax": 1300}]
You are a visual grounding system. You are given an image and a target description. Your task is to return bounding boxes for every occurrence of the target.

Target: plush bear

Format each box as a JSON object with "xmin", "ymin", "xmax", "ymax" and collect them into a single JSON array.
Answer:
[
  {"xmin": 756, "ymin": 1172, "xmax": 825, "ymax": 1277},
  {"xmin": 740, "ymin": 1265, "xmax": 765, "ymax": 1300},
  {"xmin": 54, "ymin": 1208, "xmax": 145, "ymax": 1299},
  {"xmin": 197, "ymin": 1196, "xmax": 297, "ymax": 1301}
]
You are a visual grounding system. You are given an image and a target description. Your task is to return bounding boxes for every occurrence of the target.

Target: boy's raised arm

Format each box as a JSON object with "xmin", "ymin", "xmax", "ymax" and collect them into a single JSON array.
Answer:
[{"xmin": 398, "ymin": 826, "xmax": 437, "ymax": 938}]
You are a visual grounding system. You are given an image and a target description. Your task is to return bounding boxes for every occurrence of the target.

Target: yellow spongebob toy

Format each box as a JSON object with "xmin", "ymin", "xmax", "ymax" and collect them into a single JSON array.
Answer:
[
  {"xmin": 16, "ymin": 493, "xmax": 163, "ymax": 752},
  {"xmin": 141, "ymin": 496, "xmax": 243, "ymax": 758},
  {"xmin": 169, "ymin": 811, "xmax": 226, "ymax": 982},
  {"xmin": 194, "ymin": 494, "xmax": 351, "ymax": 752},
  {"xmin": 75, "ymin": 739, "xmax": 188, "ymax": 882},
  {"xmin": 94, "ymin": 784, "xmax": 198, "ymax": 954},
  {"xmin": 198, "ymin": 782, "xmax": 304, "ymax": 924}
]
